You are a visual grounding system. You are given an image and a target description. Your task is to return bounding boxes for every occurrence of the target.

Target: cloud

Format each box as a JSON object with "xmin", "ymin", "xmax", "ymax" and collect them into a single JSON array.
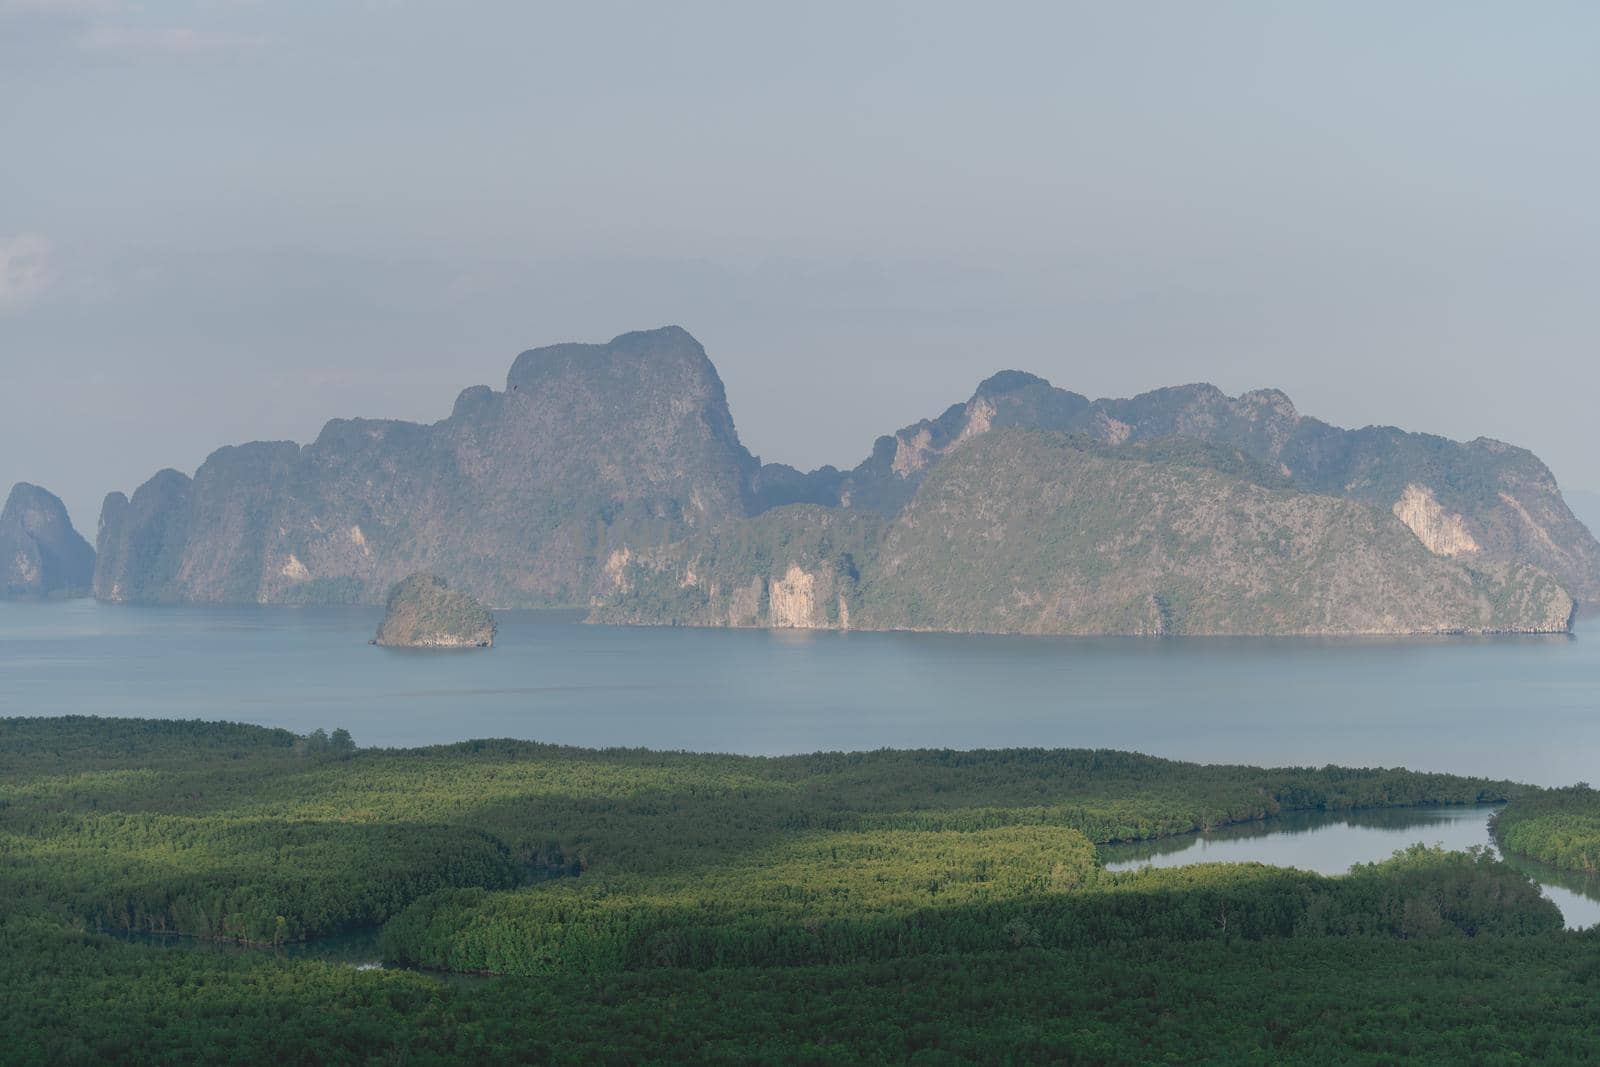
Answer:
[
  {"xmin": 2, "ymin": 0, "xmax": 121, "ymax": 13},
  {"xmin": 0, "ymin": 235, "xmax": 54, "ymax": 312},
  {"xmin": 78, "ymin": 24, "xmax": 265, "ymax": 55}
]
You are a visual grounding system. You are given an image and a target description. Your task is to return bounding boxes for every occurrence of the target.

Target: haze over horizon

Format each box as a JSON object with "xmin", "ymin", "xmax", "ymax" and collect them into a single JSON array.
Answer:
[{"xmin": 4, "ymin": 1, "xmax": 1599, "ymax": 533}]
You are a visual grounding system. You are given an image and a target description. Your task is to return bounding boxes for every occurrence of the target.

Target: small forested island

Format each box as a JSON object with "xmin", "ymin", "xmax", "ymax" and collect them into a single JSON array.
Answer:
[
  {"xmin": 6, "ymin": 715, "xmax": 1600, "ymax": 1062},
  {"xmin": 371, "ymin": 573, "xmax": 495, "ymax": 648}
]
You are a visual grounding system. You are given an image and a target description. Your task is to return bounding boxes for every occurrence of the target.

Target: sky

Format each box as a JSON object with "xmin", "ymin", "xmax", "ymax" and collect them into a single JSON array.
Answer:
[{"xmin": 3, "ymin": 1, "xmax": 1598, "ymax": 534}]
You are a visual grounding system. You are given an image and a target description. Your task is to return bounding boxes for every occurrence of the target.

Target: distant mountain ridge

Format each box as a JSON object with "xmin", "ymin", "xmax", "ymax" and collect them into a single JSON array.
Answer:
[
  {"xmin": 96, "ymin": 327, "xmax": 753, "ymax": 607},
  {"xmin": 597, "ymin": 430, "xmax": 1574, "ymax": 636},
  {"xmin": 771, "ymin": 370, "xmax": 1600, "ymax": 607},
  {"xmin": 93, "ymin": 326, "xmax": 1597, "ymax": 635}
]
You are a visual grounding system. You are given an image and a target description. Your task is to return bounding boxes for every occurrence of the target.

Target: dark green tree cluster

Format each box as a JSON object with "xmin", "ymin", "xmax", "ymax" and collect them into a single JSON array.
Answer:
[
  {"xmin": 301, "ymin": 727, "xmax": 357, "ymax": 758},
  {"xmin": 1494, "ymin": 785, "xmax": 1600, "ymax": 872},
  {"xmin": 5, "ymin": 914, "xmax": 1600, "ymax": 1065},
  {"xmin": 382, "ymin": 845, "xmax": 1557, "ymax": 976}
]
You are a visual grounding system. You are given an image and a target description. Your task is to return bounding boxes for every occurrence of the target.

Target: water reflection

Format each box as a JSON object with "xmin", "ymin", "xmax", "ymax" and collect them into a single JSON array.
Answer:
[
  {"xmin": 1101, "ymin": 805, "xmax": 1600, "ymax": 929},
  {"xmin": 1498, "ymin": 851, "xmax": 1600, "ymax": 930}
]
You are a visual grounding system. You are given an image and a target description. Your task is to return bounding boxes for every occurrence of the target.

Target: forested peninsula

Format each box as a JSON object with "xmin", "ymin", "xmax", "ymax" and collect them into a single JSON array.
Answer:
[{"xmin": 5, "ymin": 716, "xmax": 1600, "ymax": 1063}]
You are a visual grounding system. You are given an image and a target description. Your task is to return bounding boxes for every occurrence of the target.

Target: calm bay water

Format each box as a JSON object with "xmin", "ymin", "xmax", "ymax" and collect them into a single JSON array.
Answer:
[
  {"xmin": 8, "ymin": 600, "xmax": 1598, "ymax": 929},
  {"xmin": 3, "ymin": 599, "xmax": 1599, "ymax": 787}
]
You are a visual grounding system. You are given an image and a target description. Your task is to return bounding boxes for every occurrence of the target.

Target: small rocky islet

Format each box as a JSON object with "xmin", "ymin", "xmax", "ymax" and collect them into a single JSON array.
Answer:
[{"xmin": 371, "ymin": 573, "xmax": 495, "ymax": 649}]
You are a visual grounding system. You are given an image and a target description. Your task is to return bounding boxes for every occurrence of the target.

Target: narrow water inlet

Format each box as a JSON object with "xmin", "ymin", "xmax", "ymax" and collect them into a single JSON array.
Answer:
[{"xmin": 1101, "ymin": 805, "xmax": 1600, "ymax": 929}]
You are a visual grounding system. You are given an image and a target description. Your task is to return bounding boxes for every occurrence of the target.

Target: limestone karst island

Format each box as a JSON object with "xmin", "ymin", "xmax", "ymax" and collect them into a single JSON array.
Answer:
[
  {"xmin": 1, "ymin": 483, "xmax": 95, "ymax": 600},
  {"xmin": 78, "ymin": 326, "xmax": 1592, "ymax": 636},
  {"xmin": 371, "ymin": 573, "xmax": 496, "ymax": 649}
]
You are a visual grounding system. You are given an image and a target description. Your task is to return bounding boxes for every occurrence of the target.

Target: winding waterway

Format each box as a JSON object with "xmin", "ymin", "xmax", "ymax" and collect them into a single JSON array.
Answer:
[{"xmin": 1102, "ymin": 804, "xmax": 1600, "ymax": 929}]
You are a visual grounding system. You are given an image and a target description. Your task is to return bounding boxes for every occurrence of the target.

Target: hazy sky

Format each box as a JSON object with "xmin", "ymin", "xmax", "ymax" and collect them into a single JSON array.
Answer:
[{"xmin": 3, "ymin": 1, "xmax": 1598, "ymax": 532}]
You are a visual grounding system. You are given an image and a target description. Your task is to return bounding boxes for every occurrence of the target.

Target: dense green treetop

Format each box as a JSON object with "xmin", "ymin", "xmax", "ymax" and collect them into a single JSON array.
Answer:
[
  {"xmin": 2, "ymin": 715, "xmax": 1593, "ymax": 1063},
  {"xmin": 1495, "ymin": 786, "xmax": 1600, "ymax": 873},
  {"xmin": 0, "ymin": 715, "xmax": 1530, "ymax": 946}
]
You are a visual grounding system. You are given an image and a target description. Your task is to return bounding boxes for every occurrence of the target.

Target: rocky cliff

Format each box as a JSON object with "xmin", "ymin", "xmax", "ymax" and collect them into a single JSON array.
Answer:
[
  {"xmin": 372, "ymin": 573, "xmax": 495, "ymax": 648},
  {"xmin": 813, "ymin": 373, "xmax": 1600, "ymax": 605},
  {"xmin": 96, "ymin": 327, "xmax": 758, "ymax": 607},
  {"xmin": 597, "ymin": 432, "xmax": 1575, "ymax": 636},
  {"xmin": 591, "ymin": 505, "xmax": 878, "ymax": 630},
  {"xmin": 2, "ymin": 483, "xmax": 95, "ymax": 599},
  {"xmin": 94, "ymin": 326, "xmax": 1597, "ymax": 635}
]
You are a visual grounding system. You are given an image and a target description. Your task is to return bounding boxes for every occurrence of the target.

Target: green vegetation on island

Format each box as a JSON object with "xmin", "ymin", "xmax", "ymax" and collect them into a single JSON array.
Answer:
[
  {"xmin": 372, "ymin": 573, "xmax": 496, "ymax": 648},
  {"xmin": 1494, "ymin": 786, "xmax": 1600, "ymax": 873}
]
